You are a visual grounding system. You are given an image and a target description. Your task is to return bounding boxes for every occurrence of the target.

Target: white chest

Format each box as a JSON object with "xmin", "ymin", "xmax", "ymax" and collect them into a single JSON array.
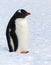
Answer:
[
  {"xmin": 15, "ymin": 18, "xmax": 29, "ymax": 34},
  {"xmin": 15, "ymin": 18, "xmax": 29, "ymax": 52}
]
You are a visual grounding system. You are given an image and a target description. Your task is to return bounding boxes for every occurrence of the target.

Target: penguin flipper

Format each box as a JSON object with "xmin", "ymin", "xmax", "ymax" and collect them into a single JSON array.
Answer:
[
  {"xmin": 10, "ymin": 31, "xmax": 18, "ymax": 51},
  {"xmin": 6, "ymin": 29, "xmax": 13, "ymax": 52}
]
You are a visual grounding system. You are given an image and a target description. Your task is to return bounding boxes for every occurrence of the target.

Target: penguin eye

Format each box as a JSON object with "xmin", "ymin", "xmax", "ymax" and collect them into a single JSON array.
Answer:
[{"xmin": 18, "ymin": 10, "xmax": 21, "ymax": 13}]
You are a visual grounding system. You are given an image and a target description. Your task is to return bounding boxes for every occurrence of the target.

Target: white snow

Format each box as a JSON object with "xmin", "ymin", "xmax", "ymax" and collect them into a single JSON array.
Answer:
[{"xmin": 0, "ymin": 0, "xmax": 51, "ymax": 65}]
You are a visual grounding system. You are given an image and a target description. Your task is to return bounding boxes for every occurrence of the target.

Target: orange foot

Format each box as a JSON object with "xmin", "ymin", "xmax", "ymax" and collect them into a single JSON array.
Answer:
[{"xmin": 20, "ymin": 51, "xmax": 29, "ymax": 54}]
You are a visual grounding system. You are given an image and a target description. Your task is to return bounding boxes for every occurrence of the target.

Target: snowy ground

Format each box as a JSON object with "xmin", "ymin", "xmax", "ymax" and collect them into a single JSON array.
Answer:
[{"xmin": 0, "ymin": 0, "xmax": 51, "ymax": 65}]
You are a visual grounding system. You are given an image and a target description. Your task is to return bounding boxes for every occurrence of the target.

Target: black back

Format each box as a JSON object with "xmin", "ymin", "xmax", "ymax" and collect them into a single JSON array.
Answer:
[{"xmin": 6, "ymin": 18, "xmax": 18, "ymax": 52}]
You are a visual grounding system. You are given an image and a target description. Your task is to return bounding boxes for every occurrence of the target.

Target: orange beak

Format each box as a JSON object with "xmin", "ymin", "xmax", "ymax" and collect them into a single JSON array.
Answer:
[{"xmin": 25, "ymin": 12, "xmax": 31, "ymax": 16}]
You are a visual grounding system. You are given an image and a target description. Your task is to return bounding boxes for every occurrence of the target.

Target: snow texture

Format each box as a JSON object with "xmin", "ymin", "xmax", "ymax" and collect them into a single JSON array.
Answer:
[{"xmin": 0, "ymin": 0, "xmax": 51, "ymax": 65}]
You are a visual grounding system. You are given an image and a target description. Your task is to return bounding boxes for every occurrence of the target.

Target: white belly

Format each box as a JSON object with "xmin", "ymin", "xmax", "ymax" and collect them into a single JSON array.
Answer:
[{"xmin": 15, "ymin": 18, "xmax": 29, "ymax": 53}]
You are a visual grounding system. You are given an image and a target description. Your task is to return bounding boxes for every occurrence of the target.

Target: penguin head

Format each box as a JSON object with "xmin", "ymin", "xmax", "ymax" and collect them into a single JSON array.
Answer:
[{"xmin": 14, "ymin": 9, "xmax": 31, "ymax": 19}]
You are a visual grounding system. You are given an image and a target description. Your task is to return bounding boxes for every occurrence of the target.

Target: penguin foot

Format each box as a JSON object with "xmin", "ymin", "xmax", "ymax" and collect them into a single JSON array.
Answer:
[{"xmin": 20, "ymin": 51, "xmax": 29, "ymax": 54}]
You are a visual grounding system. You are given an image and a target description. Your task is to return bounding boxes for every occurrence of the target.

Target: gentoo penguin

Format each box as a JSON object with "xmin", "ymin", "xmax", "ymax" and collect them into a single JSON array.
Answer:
[{"xmin": 6, "ymin": 9, "xmax": 30, "ymax": 54}]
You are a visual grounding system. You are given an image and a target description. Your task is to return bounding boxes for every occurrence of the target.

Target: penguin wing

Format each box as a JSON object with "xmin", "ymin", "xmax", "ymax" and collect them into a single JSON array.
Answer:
[
  {"xmin": 6, "ymin": 28, "xmax": 13, "ymax": 52},
  {"xmin": 10, "ymin": 31, "xmax": 18, "ymax": 51}
]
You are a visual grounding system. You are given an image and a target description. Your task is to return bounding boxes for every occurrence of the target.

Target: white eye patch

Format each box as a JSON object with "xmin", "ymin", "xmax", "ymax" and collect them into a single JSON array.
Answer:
[{"xmin": 18, "ymin": 10, "xmax": 21, "ymax": 13}]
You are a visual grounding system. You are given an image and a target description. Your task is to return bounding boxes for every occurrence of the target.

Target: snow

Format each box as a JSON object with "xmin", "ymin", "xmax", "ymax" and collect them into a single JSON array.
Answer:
[{"xmin": 0, "ymin": 0, "xmax": 51, "ymax": 65}]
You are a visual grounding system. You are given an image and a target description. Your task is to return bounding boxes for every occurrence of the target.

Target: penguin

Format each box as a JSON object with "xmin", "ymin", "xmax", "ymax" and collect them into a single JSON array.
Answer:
[{"xmin": 6, "ymin": 9, "xmax": 30, "ymax": 54}]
